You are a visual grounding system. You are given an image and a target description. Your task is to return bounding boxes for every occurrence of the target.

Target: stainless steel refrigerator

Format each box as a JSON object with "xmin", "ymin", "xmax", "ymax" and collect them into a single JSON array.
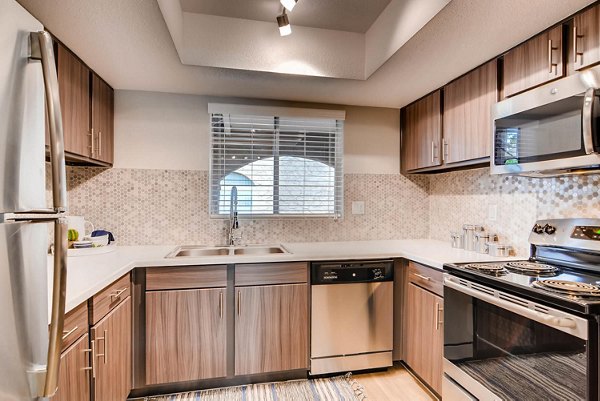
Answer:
[{"xmin": 0, "ymin": 0, "xmax": 69, "ymax": 399}]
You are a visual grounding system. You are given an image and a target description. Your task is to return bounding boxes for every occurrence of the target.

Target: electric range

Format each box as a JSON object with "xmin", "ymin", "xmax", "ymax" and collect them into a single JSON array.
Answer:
[{"xmin": 442, "ymin": 218, "xmax": 600, "ymax": 401}]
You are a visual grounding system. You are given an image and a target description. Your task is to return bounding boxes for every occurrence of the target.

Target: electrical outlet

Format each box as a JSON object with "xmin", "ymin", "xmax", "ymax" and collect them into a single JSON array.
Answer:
[
  {"xmin": 352, "ymin": 201, "xmax": 365, "ymax": 215},
  {"xmin": 488, "ymin": 204, "xmax": 498, "ymax": 221}
]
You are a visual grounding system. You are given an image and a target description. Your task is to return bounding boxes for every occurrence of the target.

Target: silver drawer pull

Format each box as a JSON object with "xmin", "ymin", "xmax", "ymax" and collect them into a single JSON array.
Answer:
[
  {"xmin": 61, "ymin": 326, "xmax": 78, "ymax": 340},
  {"xmin": 413, "ymin": 273, "xmax": 431, "ymax": 281},
  {"xmin": 110, "ymin": 287, "xmax": 127, "ymax": 301}
]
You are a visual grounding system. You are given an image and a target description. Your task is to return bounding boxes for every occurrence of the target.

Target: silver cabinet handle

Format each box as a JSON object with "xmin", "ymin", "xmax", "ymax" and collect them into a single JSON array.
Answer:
[
  {"xmin": 574, "ymin": 26, "xmax": 584, "ymax": 68},
  {"xmin": 98, "ymin": 130, "xmax": 102, "ymax": 157},
  {"xmin": 431, "ymin": 141, "xmax": 439, "ymax": 163},
  {"xmin": 110, "ymin": 287, "xmax": 128, "ymax": 302},
  {"xmin": 219, "ymin": 291, "xmax": 223, "ymax": 319},
  {"xmin": 62, "ymin": 326, "xmax": 78, "ymax": 341},
  {"xmin": 31, "ymin": 31, "xmax": 67, "ymax": 213},
  {"xmin": 89, "ymin": 128, "xmax": 95, "ymax": 157},
  {"xmin": 95, "ymin": 329, "xmax": 108, "ymax": 364},
  {"xmin": 413, "ymin": 273, "xmax": 431, "ymax": 281},
  {"xmin": 548, "ymin": 39, "xmax": 558, "ymax": 74},
  {"xmin": 237, "ymin": 291, "xmax": 241, "ymax": 316},
  {"xmin": 443, "ymin": 139, "xmax": 449, "ymax": 162},
  {"xmin": 83, "ymin": 340, "xmax": 96, "ymax": 378},
  {"xmin": 436, "ymin": 303, "xmax": 444, "ymax": 330}
]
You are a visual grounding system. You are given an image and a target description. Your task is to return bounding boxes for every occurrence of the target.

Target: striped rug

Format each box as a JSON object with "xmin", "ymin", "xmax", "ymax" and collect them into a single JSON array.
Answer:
[
  {"xmin": 145, "ymin": 374, "xmax": 367, "ymax": 401},
  {"xmin": 459, "ymin": 351, "xmax": 586, "ymax": 400}
]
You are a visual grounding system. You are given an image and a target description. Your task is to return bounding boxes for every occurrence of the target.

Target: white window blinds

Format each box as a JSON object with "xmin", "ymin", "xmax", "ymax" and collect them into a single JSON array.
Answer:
[{"xmin": 209, "ymin": 104, "xmax": 344, "ymax": 218}]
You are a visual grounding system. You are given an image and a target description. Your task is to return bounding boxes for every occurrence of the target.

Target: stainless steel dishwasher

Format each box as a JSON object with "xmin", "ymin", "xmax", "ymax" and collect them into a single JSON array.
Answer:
[{"xmin": 310, "ymin": 260, "xmax": 394, "ymax": 375}]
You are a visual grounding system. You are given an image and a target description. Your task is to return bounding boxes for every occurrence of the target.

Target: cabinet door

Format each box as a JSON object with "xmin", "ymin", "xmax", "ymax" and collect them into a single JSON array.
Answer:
[
  {"xmin": 503, "ymin": 25, "xmax": 564, "ymax": 97},
  {"xmin": 402, "ymin": 90, "xmax": 442, "ymax": 171},
  {"xmin": 573, "ymin": 4, "xmax": 600, "ymax": 71},
  {"xmin": 235, "ymin": 284, "xmax": 308, "ymax": 375},
  {"xmin": 443, "ymin": 60, "xmax": 497, "ymax": 164},
  {"xmin": 145, "ymin": 288, "xmax": 227, "ymax": 384},
  {"xmin": 404, "ymin": 283, "xmax": 443, "ymax": 394},
  {"xmin": 91, "ymin": 74, "xmax": 114, "ymax": 164},
  {"xmin": 92, "ymin": 297, "xmax": 131, "ymax": 401},
  {"xmin": 51, "ymin": 333, "xmax": 91, "ymax": 401},
  {"xmin": 57, "ymin": 44, "xmax": 90, "ymax": 157}
]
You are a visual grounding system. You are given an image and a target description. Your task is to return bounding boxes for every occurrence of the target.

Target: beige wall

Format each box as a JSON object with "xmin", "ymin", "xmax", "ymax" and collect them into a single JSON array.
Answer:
[{"xmin": 114, "ymin": 90, "xmax": 400, "ymax": 174}]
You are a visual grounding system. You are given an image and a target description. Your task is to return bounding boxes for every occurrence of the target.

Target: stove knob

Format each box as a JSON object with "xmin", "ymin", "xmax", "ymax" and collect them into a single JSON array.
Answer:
[
  {"xmin": 532, "ymin": 224, "xmax": 544, "ymax": 234},
  {"xmin": 544, "ymin": 224, "xmax": 556, "ymax": 234}
]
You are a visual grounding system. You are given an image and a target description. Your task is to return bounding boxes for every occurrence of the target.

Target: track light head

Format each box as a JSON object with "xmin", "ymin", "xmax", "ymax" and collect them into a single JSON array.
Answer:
[
  {"xmin": 277, "ymin": 12, "xmax": 291, "ymax": 36},
  {"xmin": 280, "ymin": 0, "xmax": 298, "ymax": 12}
]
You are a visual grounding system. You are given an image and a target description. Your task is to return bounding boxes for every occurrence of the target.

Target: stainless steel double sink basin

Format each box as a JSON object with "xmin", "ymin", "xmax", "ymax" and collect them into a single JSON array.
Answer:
[{"xmin": 166, "ymin": 244, "xmax": 289, "ymax": 258}]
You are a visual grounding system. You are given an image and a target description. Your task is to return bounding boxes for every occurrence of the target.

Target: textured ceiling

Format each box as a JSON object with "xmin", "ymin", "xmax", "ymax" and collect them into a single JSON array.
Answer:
[
  {"xmin": 16, "ymin": 0, "xmax": 596, "ymax": 108},
  {"xmin": 179, "ymin": 0, "xmax": 392, "ymax": 33}
]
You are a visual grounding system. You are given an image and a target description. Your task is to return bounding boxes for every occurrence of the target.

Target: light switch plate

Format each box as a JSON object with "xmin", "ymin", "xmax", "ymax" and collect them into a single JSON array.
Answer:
[{"xmin": 352, "ymin": 201, "xmax": 365, "ymax": 215}]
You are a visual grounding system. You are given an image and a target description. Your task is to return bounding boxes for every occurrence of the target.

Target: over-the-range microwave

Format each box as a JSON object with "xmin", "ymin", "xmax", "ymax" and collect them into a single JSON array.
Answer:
[{"xmin": 492, "ymin": 65, "xmax": 600, "ymax": 176}]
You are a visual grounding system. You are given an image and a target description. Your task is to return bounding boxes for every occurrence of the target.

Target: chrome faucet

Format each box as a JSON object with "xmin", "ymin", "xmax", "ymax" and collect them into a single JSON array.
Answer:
[{"xmin": 228, "ymin": 186, "xmax": 242, "ymax": 246}]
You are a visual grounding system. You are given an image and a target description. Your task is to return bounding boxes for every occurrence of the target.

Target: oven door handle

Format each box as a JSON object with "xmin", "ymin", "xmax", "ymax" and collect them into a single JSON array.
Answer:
[{"xmin": 444, "ymin": 278, "xmax": 586, "ymax": 338}]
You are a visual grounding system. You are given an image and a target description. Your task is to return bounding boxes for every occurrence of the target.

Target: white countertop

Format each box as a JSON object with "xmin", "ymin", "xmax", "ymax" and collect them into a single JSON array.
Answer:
[{"xmin": 50, "ymin": 239, "xmax": 521, "ymax": 317}]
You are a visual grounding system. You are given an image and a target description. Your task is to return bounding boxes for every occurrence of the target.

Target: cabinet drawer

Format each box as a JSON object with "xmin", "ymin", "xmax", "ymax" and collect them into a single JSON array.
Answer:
[
  {"xmin": 91, "ymin": 273, "xmax": 131, "ymax": 325},
  {"xmin": 61, "ymin": 301, "xmax": 88, "ymax": 352},
  {"xmin": 235, "ymin": 262, "xmax": 308, "ymax": 286},
  {"xmin": 408, "ymin": 262, "xmax": 443, "ymax": 297},
  {"xmin": 146, "ymin": 265, "xmax": 227, "ymax": 291}
]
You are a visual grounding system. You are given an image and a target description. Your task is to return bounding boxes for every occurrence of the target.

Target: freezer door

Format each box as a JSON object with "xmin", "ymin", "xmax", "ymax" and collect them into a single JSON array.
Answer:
[
  {"xmin": 0, "ymin": 0, "xmax": 46, "ymax": 213},
  {"xmin": 0, "ymin": 221, "xmax": 49, "ymax": 400}
]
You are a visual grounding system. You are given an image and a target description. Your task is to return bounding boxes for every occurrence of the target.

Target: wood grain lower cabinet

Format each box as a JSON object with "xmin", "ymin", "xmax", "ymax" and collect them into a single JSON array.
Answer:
[
  {"xmin": 51, "ymin": 333, "xmax": 91, "ymax": 401},
  {"xmin": 235, "ymin": 284, "xmax": 308, "ymax": 375},
  {"xmin": 404, "ymin": 283, "xmax": 443, "ymax": 395},
  {"xmin": 92, "ymin": 296, "xmax": 132, "ymax": 401},
  {"xmin": 503, "ymin": 25, "xmax": 564, "ymax": 97},
  {"xmin": 145, "ymin": 288, "xmax": 227, "ymax": 384}
]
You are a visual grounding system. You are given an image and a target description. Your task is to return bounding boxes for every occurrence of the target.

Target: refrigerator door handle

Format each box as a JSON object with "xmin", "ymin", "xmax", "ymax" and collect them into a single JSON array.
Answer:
[
  {"xmin": 30, "ymin": 31, "xmax": 67, "ymax": 213},
  {"xmin": 43, "ymin": 218, "xmax": 68, "ymax": 397}
]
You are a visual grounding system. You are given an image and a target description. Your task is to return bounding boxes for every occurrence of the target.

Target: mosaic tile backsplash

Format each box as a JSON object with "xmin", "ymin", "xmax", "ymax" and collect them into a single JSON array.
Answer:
[
  {"xmin": 60, "ymin": 167, "xmax": 430, "ymax": 246},
  {"xmin": 429, "ymin": 168, "xmax": 600, "ymax": 256},
  {"xmin": 56, "ymin": 165, "xmax": 600, "ymax": 256}
]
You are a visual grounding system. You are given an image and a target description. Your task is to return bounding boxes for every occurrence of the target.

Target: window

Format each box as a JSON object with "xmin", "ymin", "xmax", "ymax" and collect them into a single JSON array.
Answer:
[{"xmin": 209, "ymin": 104, "xmax": 344, "ymax": 218}]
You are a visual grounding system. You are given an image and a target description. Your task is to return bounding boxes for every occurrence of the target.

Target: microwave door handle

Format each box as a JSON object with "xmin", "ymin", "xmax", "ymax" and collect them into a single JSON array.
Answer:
[
  {"xmin": 582, "ymin": 87, "xmax": 595, "ymax": 154},
  {"xmin": 31, "ymin": 31, "xmax": 67, "ymax": 212}
]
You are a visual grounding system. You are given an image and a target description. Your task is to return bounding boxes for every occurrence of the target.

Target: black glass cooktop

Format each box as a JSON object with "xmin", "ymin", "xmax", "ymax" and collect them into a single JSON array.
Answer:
[{"xmin": 444, "ymin": 260, "xmax": 600, "ymax": 315}]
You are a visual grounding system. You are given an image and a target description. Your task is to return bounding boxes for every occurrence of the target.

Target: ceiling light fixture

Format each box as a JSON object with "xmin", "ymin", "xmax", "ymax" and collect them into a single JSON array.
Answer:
[
  {"xmin": 280, "ymin": 0, "xmax": 298, "ymax": 12},
  {"xmin": 277, "ymin": 11, "xmax": 291, "ymax": 36}
]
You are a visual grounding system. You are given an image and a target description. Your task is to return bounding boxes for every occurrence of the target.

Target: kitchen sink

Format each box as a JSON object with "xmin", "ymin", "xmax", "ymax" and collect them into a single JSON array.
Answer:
[
  {"xmin": 233, "ymin": 246, "xmax": 287, "ymax": 255},
  {"xmin": 166, "ymin": 245, "xmax": 289, "ymax": 258}
]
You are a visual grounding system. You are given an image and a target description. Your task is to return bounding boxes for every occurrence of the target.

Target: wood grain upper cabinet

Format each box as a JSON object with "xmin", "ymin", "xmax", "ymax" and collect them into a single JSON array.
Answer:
[
  {"xmin": 145, "ymin": 288, "xmax": 227, "ymax": 384},
  {"xmin": 402, "ymin": 90, "xmax": 442, "ymax": 171},
  {"xmin": 573, "ymin": 4, "xmax": 600, "ymax": 72},
  {"xmin": 91, "ymin": 74, "xmax": 114, "ymax": 164},
  {"xmin": 51, "ymin": 333, "xmax": 91, "ymax": 401},
  {"xmin": 235, "ymin": 284, "xmax": 308, "ymax": 375},
  {"xmin": 404, "ymin": 281, "xmax": 443, "ymax": 395},
  {"xmin": 92, "ymin": 296, "xmax": 131, "ymax": 401},
  {"xmin": 443, "ymin": 60, "xmax": 497, "ymax": 164},
  {"xmin": 57, "ymin": 44, "xmax": 91, "ymax": 157},
  {"xmin": 503, "ymin": 25, "xmax": 564, "ymax": 98}
]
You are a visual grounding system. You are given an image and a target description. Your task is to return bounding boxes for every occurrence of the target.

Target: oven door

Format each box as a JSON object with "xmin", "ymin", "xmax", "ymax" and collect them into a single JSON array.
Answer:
[
  {"xmin": 492, "ymin": 67, "xmax": 600, "ymax": 176},
  {"xmin": 443, "ymin": 275, "xmax": 595, "ymax": 401}
]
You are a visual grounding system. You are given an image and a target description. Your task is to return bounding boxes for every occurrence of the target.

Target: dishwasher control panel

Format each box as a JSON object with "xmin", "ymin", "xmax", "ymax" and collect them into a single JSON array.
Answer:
[{"xmin": 311, "ymin": 260, "xmax": 393, "ymax": 284}]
